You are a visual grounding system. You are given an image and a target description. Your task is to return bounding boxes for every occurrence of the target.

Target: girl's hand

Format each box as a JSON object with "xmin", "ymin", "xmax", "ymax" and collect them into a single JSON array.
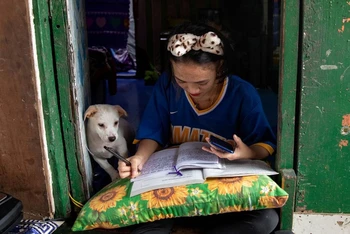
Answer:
[
  {"xmin": 203, "ymin": 134, "xmax": 258, "ymax": 160},
  {"xmin": 118, "ymin": 139, "xmax": 160, "ymax": 179},
  {"xmin": 118, "ymin": 155, "xmax": 144, "ymax": 179}
]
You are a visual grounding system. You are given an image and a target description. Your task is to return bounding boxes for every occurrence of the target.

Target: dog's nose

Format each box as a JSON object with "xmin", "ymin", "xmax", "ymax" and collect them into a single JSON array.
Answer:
[{"xmin": 108, "ymin": 136, "xmax": 116, "ymax": 142}]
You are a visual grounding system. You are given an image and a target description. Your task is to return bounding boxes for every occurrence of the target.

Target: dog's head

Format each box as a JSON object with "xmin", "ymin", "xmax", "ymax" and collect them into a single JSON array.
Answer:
[{"xmin": 84, "ymin": 104, "xmax": 128, "ymax": 143}]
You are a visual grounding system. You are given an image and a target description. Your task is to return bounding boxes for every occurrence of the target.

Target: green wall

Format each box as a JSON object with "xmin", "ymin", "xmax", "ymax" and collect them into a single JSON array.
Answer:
[{"xmin": 296, "ymin": 0, "xmax": 350, "ymax": 213}]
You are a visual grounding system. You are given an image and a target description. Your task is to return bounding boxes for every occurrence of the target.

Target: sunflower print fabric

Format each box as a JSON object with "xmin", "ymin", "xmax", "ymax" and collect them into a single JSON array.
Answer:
[{"xmin": 72, "ymin": 175, "xmax": 288, "ymax": 231}]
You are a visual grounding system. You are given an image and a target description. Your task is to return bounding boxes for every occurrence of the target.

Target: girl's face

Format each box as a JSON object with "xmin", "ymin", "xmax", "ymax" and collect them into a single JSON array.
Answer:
[{"xmin": 171, "ymin": 60, "xmax": 219, "ymax": 99}]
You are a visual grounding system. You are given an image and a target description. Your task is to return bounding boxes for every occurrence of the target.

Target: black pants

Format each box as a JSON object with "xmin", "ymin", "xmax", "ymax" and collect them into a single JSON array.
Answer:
[{"xmin": 131, "ymin": 209, "xmax": 279, "ymax": 234}]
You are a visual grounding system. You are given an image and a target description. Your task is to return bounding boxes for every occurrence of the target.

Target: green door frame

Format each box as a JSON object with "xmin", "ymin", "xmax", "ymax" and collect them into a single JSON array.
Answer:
[
  {"xmin": 48, "ymin": 0, "xmax": 86, "ymax": 211},
  {"xmin": 32, "ymin": 0, "xmax": 301, "ymax": 227},
  {"xmin": 296, "ymin": 0, "xmax": 350, "ymax": 214},
  {"xmin": 32, "ymin": 0, "xmax": 85, "ymax": 218},
  {"xmin": 276, "ymin": 0, "xmax": 300, "ymax": 230}
]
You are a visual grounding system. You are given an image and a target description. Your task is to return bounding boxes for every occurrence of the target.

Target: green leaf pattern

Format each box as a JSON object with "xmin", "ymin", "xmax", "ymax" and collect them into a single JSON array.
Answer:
[{"xmin": 72, "ymin": 176, "xmax": 288, "ymax": 231}]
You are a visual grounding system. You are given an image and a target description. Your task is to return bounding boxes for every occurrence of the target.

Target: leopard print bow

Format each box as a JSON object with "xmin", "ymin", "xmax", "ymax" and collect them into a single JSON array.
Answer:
[{"xmin": 167, "ymin": 32, "xmax": 224, "ymax": 57}]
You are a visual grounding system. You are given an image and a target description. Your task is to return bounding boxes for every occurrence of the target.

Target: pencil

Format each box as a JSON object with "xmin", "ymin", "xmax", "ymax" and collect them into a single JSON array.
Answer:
[{"xmin": 104, "ymin": 146, "xmax": 131, "ymax": 166}]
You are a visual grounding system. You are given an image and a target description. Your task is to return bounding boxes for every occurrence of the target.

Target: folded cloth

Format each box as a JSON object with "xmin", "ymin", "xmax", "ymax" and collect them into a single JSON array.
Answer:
[{"xmin": 8, "ymin": 219, "xmax": 63, "ymax": 234}]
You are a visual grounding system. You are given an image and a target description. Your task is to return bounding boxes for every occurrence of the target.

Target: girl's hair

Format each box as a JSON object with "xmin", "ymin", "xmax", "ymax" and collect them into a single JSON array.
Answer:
[{"xmin": 165, "ymin": 21, "xmax": 235, "ymax": 83}]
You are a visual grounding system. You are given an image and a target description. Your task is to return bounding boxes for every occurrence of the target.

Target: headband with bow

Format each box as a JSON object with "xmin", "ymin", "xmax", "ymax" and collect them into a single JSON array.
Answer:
[{"xmin": 167, "ymin": 32, "xmax": 224, "ymax": 57}]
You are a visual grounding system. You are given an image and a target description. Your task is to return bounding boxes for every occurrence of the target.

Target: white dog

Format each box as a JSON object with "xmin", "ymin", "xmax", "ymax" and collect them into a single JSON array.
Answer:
[{"xmin": 84, "ymin": 104, "xmax": 135, "ymax": 181}]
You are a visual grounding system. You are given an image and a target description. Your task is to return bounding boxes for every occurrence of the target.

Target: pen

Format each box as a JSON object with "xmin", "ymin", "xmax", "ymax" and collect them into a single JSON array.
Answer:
[{"xmin": 104, "ymin": 146, "xmax": 131, "ymax": 166}]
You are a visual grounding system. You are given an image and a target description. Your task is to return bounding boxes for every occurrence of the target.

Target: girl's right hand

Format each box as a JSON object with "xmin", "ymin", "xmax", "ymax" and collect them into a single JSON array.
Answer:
[{"xmin": 118, "ymin": 155, "xmax": 144, "ymax": 179}]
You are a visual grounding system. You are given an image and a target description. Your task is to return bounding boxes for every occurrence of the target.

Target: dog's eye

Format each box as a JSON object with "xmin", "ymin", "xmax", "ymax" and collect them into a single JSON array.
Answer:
[
  {"xmin": 98, "ymin": 123, "xmax": 105, "ymax": 128},
  {"xmin": 114, "ymin": 121, "xmax": 119, "ymax": 126}
]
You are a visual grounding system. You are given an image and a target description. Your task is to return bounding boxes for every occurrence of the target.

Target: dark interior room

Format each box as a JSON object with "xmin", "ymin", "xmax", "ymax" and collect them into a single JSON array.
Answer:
[{"xmin": 85, "ymin": 0, "xmax": 280, "ymax": 194}]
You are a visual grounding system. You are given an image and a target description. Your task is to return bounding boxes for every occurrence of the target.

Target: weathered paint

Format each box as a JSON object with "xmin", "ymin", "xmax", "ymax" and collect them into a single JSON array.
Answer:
[
  {"xmin": 29, "ymin": 0, "xmax": 54, "ymax": 216},
  {"xmin": 32, "ymin": 0, "xmax": 70, "ymax": 217},
  {"xmin": 340, "ymin": 127, "xmax": 350, "ymax": 135},
  {"xmin": 340, "ymin": 65, "xmax": 350, "ymax": 81},
  {"xmin": 341, "ymin": 114, "xmax": 350, "ymax": 137},
  {"xmin": 320, "ymin": 65, "xmax": 338, "ymax": 70},
  {"xmin": 49, "ymin": 0, "xmax": 86, "ymax": 214},
  {"xmin": 342, "ymin": 114, "xmax": 350, "ymax": 126},
  {"xmin": 276, "ymin": 0, "xmax": 300, "ymax": 230},
  {"xmin": 338, "ymin": 17, "xmax": 350, "ymax": 33},
  {"xmin": 293, "ymin": 213, "xmax": 350, "ymax": 234},
  {"xmin": 296, "ymin": 0, "xmax": 350, "ymax": 213},
  {"xmin": 276, "ymin": 0, "xmax": 299, "ymax": 170},
  {"xmin": 65, "ymin": 0, "xmax": 93, "ymax": 199},
  {"xmin": 279, "ymin": 169, "xmax": 297, "ymax": 231},
  {"xmin": 338, "ymin": 139, "xmax": 348, "ymax": 148}
]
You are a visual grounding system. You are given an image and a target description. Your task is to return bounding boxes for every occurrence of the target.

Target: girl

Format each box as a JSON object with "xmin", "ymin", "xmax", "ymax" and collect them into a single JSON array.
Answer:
[{"xmin": 119, "ymin": 22, "xmax": 278, "ymax": 234}]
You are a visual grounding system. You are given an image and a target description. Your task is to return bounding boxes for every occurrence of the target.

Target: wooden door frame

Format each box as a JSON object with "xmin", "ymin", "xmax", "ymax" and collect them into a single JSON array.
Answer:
[
  {"xmin": 276, "ymin": 0, "xmax": 300, "ymax": 231},
  {"xmin": 32, "ymin": 0, "xmax": 301, "ymax": 226},
  {"xmin": 32, "ymin": 0, "xmax": 86, "ymax": 218}
]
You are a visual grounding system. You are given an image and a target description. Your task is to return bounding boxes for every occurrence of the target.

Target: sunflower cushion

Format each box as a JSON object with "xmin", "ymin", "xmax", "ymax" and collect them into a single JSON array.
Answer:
[{"xmin": 72, "ymin": 175, "xmax": 288, "ymax": 231}]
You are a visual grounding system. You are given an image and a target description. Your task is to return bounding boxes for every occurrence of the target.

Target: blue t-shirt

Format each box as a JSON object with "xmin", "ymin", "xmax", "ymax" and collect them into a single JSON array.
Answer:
[{"xmin": 136, "ymin": 73, "xmax": 276, "ymax": 154}]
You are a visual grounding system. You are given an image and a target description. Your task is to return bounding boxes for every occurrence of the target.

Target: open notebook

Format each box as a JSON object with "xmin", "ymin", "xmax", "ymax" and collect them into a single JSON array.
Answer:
[{"xmin": 130, "ymin": 142, "xmax": 278, "ymax": 196}]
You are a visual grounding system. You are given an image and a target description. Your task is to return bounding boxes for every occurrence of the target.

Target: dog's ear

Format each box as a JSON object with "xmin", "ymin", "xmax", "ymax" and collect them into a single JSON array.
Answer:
[
  {"xmin": 84, "ymin": 105, "xmax": 98, "ymax": 120},
  {"xmin": 114, "ymin": 105, "xmax": 128, "ymax": 117}
]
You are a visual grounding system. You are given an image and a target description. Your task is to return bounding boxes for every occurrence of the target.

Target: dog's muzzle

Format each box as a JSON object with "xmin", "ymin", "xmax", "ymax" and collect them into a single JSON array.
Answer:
[{"xmin": 108, "ymin": 136, "xmax": 116, "ymax": 142}]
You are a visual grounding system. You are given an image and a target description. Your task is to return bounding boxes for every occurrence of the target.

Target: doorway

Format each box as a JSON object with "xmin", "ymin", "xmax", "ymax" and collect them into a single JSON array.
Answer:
[
  {"xmin": 43, "ymin": 1, "xmax": 300, "ymax": 230},
  {"xmin": 81, "ymin": 0, "xmax": 282, "ymax": 193}
]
